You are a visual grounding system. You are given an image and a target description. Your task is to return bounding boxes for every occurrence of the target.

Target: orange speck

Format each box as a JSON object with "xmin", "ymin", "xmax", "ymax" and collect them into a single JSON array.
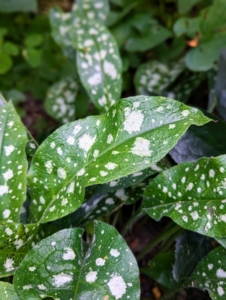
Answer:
[
  {"xmin": 187, "ymin": 39, "xmax": 199, "ymax": 47},
  {"xmin": 152, "ymin": 286, "xmax": 161, "ymax": 299}
]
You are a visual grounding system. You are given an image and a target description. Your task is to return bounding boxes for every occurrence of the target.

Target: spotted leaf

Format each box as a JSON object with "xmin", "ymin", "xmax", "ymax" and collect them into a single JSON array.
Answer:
[
  {"xmin": 189, "ymin": 246, "xmax": 226, "ymax": 300},
  {"xmin": 14, "ymin": 221, "xmax": 140, "ymax": 300},
  {"xmin": 0, "ymin": 222, "xmax": 39, "ymax": 277},
  {"xmin": 28, "ymin": 96, "xmax": 210, "ymax": 223},
  {"xmin": 74, "ymin": 19, "xmax": 122, "ymax": 112},
  {"xmin": 134, "ymin": 60, "xmax": 184, "ymax": 95},
  {"xmin": 0, "ymin": 282, "xmax": 18, "ymax": 300},
  {"xmin": 143, "ymin": 155, "xmax": 226, "ymax": 238},
  {"xmin": 0, "ymin": 101, "xmax": 27, "ymax": 222},
  {"xmin": 44, "ymin": 76, "xmax": 79, "ymax": 124},
  {"xmin": 76, "ymin": 0, "xmax": 109, "ymax": 23}
]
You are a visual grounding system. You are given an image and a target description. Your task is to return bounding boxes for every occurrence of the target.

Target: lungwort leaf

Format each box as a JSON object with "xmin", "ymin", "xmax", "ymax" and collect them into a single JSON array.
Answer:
[
  {"xmin": 44, "ymin": 76, "xmax": 79, "ymax": 124},
  {"xmin": 189, "ymin": 246, "xmax": 226, "ymax": 300},
  {"xmin": 28, "ymin": 96, "xmax": 210, "ymax": 224},
  {"xmin": 76, "ymin": 0, "xmax": 109, "ymax": 23},
  {"xmin": 0, "ymin": 282, "xmax": 18, "ymax": 300},
  {"xmin": 14, "ymin": 221, "xmax": 140, "ymax": 300},
  {"xmin": 0, "ymin": 101, "xmax": 27, "ymax": 222},
  {"xmin": 143, "ymin": 155, "xmax": 226, "ymax": 238}
]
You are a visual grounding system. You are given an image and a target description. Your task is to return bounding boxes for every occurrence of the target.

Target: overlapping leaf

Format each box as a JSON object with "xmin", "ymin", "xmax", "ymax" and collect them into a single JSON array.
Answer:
[
  {"xmin": 14, "ymin": 221, "xmax": 140, "ymax": 300},
  {"xmin": 44, "ymin": 76, "xmax": 79, "ymax": 124},
  {"xmin": 0, "ymin": 282, "xmax": 18, "ymax": 300},
  {"xmin": 189, "ymin": 246, "xmax": 226, "ymax": 300},
  {"xmin": 143, "ymin": 155, "xmax": 226, "ymax": 238},
  {"xmin": 0, "ymin": 222, "xmax": 39, "ymax": 277},
  {"xmin": 0, "ymin": 101, "xmax": 27, "ymax": 223},
  {"xmin": 134, "ymin": 60, "xmax": 185, "ymax": 95},
  {"xmin": 27, "ymin": 96, "xmax": 210, "ymax": 223},
  {"xmin": 74, "ymin": 19, "xmax": 122, "ymax": 112}
]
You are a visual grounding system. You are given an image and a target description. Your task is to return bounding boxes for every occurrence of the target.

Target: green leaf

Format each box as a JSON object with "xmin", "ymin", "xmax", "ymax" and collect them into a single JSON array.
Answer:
[
  {"xmin": 125, "ymin": 24, "xmax": 172, "ymax": 52},
  {"xmin": 0, "ymin": 0, "xmax": 37, "ymax": 12},
  {"xmin": 216, "ymin": 49, "xmax": 226, "ymax": 120},
  {"xmin": 173, "ymin": 231, "xmax": 214, "ymax": 282},
  {"xmin": 190, "ymin": 246, "xmax": 226, "ymax": 300},
  {"xmin": 76, "ymin": 0, "xmax": 109, "ymax": 23},
  {"xmin": 173, "ymin": 17, "xmax": 200, "ymax": 37},
  {"xmin": 75, "ymin": 20, "xmax": 122, "ymax": 112},
  {"xmin": 0, "ymin": 52, "xmax": 12, "ymax": 74},
  {"xmin": 0, "ymin": 222, "xmax": 39, "ymax": 277},
  {"xmin": 3, "ymin": 90, "xmax": 25, "ymax": 105},
  {"xmin": 143, "ymin": 155, "xmax": 226, "ymax": 238},
  {"xmin": 27, "ymin": 96, "xmax": 210, "ymax": 223},
  {"xmin": 3, "ymin": 42, "xmax": 19, "ymax": 56},
  {"xmin": 141, "ymin": 252, "xmax": 179, "ymax": 289},
  {"xmin": 0, "ymin": 282, "xmax": 18, "ymax": 300},
  {"xmin": 14, "ymin": 221, "xmax": 140, "ymax": 299},
  {"xmin": 22, "ymin": 48, "xmax": 42, "ymax": 68},
  {"xmin": 24, "ymin": 34, "xmax": 43, "ymax": 48},
  {"xmin": 134, "ymin": 60, "xmax": 185, "ymax": 95},
  {"xmin": 44, "ymin": 76, "xmax": 79, "ymax": 124},
  {"xmin": 178, "ymin": 0, "xmax": 201, "ymax": 14},
  {"xmin": 0, "ymin": 101, "xmax": 27, "ymax": 223},
  {"xmin": 170, "ymin": 116, "xmax": 226, "ymax": 164},
  {"xmin": 0, "ymin": 28, "xmax": 8, "ymax": 39}
]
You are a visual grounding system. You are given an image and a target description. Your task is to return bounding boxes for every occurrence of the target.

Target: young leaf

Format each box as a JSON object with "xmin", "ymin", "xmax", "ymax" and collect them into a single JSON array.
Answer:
[
  {"xmin": 27, "ymin": 96, "xmax": 210, "ymax": 223},
  {"xmin": 173, "ymin": 231, "xmax": 215, "ymax": 282},
  {"xmin": 143, "ymin": 155, "xmax": 226, "ymax": 238},
  {"xmin": 0, "ymin": 282, "xmax": 18, "ymax": 300},
  {"xmin": 134, "ymin": 60, "xmax": 184, "ymax": 95},
  {"xmin": 170, "ymin": 117, "xmax": 226, "ymax": 164},
  {"xmin": 0, "ymin": 101, "xmax": 27, "ymax": 223},
  {"xmin": 0, "ymin": 222, "xmax": 39, "ymax": 277},
  {"xmin": 14, "ymin": 221, "xmax": 140, "ymax": 300},
  {"xmin": 44, "ymin": 76, "xmax": 79, "ymax": 124},
  {"xmin": 74, "ymin": 20, "xmax": 122, "ymax": 112},
  {"xmin": 189, "ymin": 246, "xmax": 226, "ymax": 300},
  {"xmin": 76, "ymin": 0, "xmax": 109, "ymax": 23}
]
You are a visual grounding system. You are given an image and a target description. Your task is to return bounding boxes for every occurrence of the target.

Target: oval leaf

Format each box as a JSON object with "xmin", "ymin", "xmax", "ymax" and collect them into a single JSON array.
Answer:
[
  {"xmin": 28, "ymin": 96, "xmax": 210, "ymax": 223},
  {"xmin": 143, "ymin": 155, "xmax": 226, "ymax": 238},
  {"xmin": 44, "ymin": 76, "xmax": 79, "ymax": 124},
  {"xmin": 190, "ymin": 246, "xmax": 226, "ymax": 300},
  {"xmin": 14, "ymin": 221, "xmax": 140, "ymax": 300},
  {"xmin": 0, "ymin": 282, "xmax": 18, "ymax": 300},
  {"xmin": 0, "ymin": 101, "xmax": 27, "ymax": 222}
]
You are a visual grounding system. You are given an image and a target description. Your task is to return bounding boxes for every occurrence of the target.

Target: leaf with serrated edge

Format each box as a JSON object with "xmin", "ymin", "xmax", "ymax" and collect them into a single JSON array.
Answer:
[
  {"xmin": 143, "ymin": 155, "xmax": 226, "ymax": 238},
  {"xmin": 0, "ymin": 282, "xmax": 18, "ymax": 300},
  {"xmin": 189, "ymin": 246, "xmax": 226, "ymax": 300},
  {"xmin": 0, "ymin": 101, "xmax": 27, "ymax": 222},
  {"xmin": 74, "ymin": 19, "xmax": 122, "ymax": 112},
  {"xmin": 0, "ymin": 222, "xmax": 39, "ymax": 277},
  {"xmin": 28, "ymin": 96, "xmax": 210, "ymax": 224},
  {"xmin": 14, "ymin": 221, "xmax": 140, "ymax": 300},
  {"xmin": 44, "ymin": 76, "xmax": 79, "ymax": 124}
]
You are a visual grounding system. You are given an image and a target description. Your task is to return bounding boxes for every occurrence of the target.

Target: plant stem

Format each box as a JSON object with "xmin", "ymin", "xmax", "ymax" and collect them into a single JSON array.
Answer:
[
  {"xmin": 158, "ymin": 228, "xmax": 184, "ymax": 254},
  {"xmin": 121, "ymin": 207, "xmax": 145, "ymax": 237},
  {"xmin": 137, "ymin": 223, "xmax": 181, "ymax": 261}
]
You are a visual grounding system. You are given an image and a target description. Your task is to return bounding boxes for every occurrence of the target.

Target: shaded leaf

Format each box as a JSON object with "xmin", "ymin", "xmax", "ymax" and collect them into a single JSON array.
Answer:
[
  {"xmin": 0, "ymin": 222, "xmax": 39, "ymax": 277},
  {"xmin": 44, "ymin": 76, "xmax": 79, "ymax": 124},
  {"xmin": 0, "ymin": 101, "xmax": 27, "ymax": 222},
  {"xmin": 173, "ymin": 17, "xmax": 200, "ymax": 38},
  {"xmin": 190, "ymin": 246, "xmax": 226, "ymax": 300},
  {"xmin": 141, "ymin": 252, "xmax": 179, "ymax": 289},
  {"xmin": 216, "ymin": 49, "xmax": 226, "ymax": 120},
  {"xmin": 0, "ymin": 282, "xmax": 18, "ymax": 300},
  {"xmin": 14, "ymin": 221, "xmax": 140, "ymax": 299},
  {"xmin": 28, "ymin": 96, "xmax": 210, "ymax": 223},
  {"xmin": 178, "ymin": 0, "xmax": 201, "ymax": 14},
  {"xmin": 3, "ymin": 42, "xmax": 19, "ymax": 56},
  {"xmin": 0, "ymin": 53, "xmax": 12, "ymax": 74},
  {"xmin": 0, "ymin": 0, "xmax": 37, "ymax": 12},
  {"xmin": 173, "ymin": 231, "xmax": 215, "ymax": 282},
  {"xmin": 170, "ymin": 116, "xmax": 226, "ymax": 163},
  {"xmin": 143, "ymin": 155, "xmax": 226, "ymax": 238}
]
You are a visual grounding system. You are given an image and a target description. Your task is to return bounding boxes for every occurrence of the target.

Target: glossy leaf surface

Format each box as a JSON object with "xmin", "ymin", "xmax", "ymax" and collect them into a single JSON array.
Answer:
[
  {"xmin": 143, "ymin": 155, "xmax": 226, "ymax": 238},
  {"xmin": 190, "ymin": 246, "xmax": 226, "ymax": 300},
  {"xmin": 0, "ymin": 101, "xmax": 27, "ymax": 222},
  {"xmin": 0, "ymin": 222, "xmax": 39, "ymax": 277},
  {"xmin": 44, "ymin": 76, "xmax": 78, "ymax": 124},
  {"xmin": 14, "ymin": 221, "xmax": 140, "ymax": 300},
  {"xmin": 28, "ymin": 96, "xmax": 210, "ymax": 223}
]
